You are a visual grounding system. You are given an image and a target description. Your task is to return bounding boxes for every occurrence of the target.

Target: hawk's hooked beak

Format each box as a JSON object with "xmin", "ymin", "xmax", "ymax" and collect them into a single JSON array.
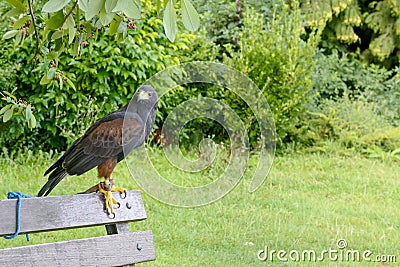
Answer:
[{"xmin": 137, "ymin": 91, "xmax": 150, "ymax": 102}]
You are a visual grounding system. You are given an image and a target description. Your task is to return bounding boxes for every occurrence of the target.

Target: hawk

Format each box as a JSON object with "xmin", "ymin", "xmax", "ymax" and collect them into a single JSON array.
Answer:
[{"xmin": 38, "ymin": 85, "xmax": 158, "ymax": 215}]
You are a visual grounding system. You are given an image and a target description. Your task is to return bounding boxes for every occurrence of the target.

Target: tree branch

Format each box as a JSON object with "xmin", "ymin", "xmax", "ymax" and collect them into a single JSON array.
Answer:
[
  {"xmin": 61, "ymin": 0, "xmax": 79, "ymax": 28},
  {"xmin": 28, "ymin": 0, "xmax": 40, "ymax": 61}
]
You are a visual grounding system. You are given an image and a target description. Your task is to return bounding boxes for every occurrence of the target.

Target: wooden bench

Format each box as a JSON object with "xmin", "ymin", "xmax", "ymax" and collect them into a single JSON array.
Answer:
[{"xmin": 0, "ymin": 190, "xmax": 156, "ymax": 266}]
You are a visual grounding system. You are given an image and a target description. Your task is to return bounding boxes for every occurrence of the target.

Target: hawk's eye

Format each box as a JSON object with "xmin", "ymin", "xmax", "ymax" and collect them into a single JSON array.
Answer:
[{"xmin": 148, "ymin": 92, "xmax": 152, "ymax": 97}]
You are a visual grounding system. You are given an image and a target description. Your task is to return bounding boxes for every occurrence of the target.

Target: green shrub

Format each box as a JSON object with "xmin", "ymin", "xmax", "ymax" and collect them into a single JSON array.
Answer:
[
  {"xmin": 223, "ymin": 3, "xmax": 321, "ymax": 145},
  {"xmin": 155, "ymin": 83, "xmax": 252, "ymax": 149},
  {"xmin": 195, "ymin": 0, "xmax": 244, "ymax": 55},
  {"xmin": 298, "ymin": 96, "xmax": 400, "ymax": 153},
  {"xmin": 0, "ymin": 48, "xmax": 19, "ymax": 93},
  {"xmin": 312, "ymin": 51, "xmax": 400, "ymax": 126},
  {"xmin": 362, "ymin": 67, "xmax": 400, "ymax": 127},
  {"xmin": 297, "ymin": 50, "xmax": 400, "ymax": 153},
  {"xmin": 193, "ymin": 0, "xmax": 282, "ymax": 58}
]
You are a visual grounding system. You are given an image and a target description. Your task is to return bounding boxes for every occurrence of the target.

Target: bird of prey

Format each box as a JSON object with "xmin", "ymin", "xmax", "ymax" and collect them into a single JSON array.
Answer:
[{"xmin": 38, "ymin": 85, "xmax": 158, "ymax": 215}]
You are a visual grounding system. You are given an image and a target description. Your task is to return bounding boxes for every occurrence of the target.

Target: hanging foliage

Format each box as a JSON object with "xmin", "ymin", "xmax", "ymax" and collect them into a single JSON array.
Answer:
[
  {"xmin": 300, "ymin": 0, "xmax": 400, "ymax": 65},
  {"xmin": 1, "ymin": 0, "xmax": 200, "ymax": 81}
]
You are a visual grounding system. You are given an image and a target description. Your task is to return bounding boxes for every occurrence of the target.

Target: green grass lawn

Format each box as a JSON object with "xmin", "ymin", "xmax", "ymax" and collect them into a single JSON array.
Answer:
[{"xmin": 0, "ymin": 149, "xmax": 399, "ymax": 266}]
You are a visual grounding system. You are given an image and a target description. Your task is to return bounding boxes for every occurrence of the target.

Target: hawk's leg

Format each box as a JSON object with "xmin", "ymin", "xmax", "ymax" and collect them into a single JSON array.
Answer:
[{"xmin": 98, "ymin": 178, "xmax": 126, "ymax": 216}]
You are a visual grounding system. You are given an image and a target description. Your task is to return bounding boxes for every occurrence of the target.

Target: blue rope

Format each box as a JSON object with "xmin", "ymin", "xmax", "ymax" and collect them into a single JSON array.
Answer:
[{"xmin": 3, "ymin": 192, "xmax": 33, "ymax": 241}]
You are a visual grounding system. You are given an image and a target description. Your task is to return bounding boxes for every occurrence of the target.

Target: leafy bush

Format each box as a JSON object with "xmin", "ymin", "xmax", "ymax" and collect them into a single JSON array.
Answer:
[
  {"xmin": 0, "ymin": 47, "xmax": 19, "ymax": 93},
  {"xmin": 194, "ymin": 0, "xmax": 281, "ymax": 57},
  {"xmin": 154, "ymin": 2, "xmax": 320, "ymax": 150},
  {"xmin": 298, "ymin": 96, "xmax": 400, "ymax": 153},
  {"xmin": 223, "ymin": 3, "xmax": 321, "ymax": 145},
  {"xmin": 312, "ymin": 50, "xmax": 400, "ymax": 126},
  {"xmin": 195, "ymin": 0, "xmax": 244, "ymax": 56},
  {"xmin": 155, "ymin": 83, "xmax": 252, "ymax": 149},
  {"xmin": 362, "ymin": 67, "xmax": 400, "ymax": 127},
  {"xmin": 297, "ymin": 50, "xmax": 400, "ymax": 153},
  {"xmin": 0, "ymin": 1, "xmax": 195, "ymax": 152}
]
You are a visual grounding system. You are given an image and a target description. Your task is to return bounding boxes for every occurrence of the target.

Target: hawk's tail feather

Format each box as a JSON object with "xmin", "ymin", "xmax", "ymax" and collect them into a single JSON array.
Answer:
[{"xmin": 38, "ymin": 167, "xmax": 67, "ymax": 197}]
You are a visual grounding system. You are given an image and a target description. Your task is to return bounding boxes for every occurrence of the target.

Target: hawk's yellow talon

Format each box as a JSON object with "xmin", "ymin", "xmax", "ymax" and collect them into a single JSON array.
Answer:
[
  {"xmin": 111, "ymin": 186, "xmax": 125, "ymax": 194},
  {"xmin": 99, "ymin": 188, "xmax": 118, "ymax": 215},
  {"xmin": 111, "ymin": 186, "xmax": 126, "ymax": 198}
]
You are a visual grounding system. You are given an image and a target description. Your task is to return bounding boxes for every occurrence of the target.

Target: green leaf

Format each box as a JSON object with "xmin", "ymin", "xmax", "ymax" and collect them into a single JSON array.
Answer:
[
  {"xmin": 109, "ymin": 18, "xmax": 120, "ymax": 35},
  {"xmin": 65, "ymin": 15, "xmax": 76, "ymax": 44},
  {"xmin": 59, "ymin": 74, "xmax": 63, "ymax": 90},
  {"xmin": 2, "ymin": 30, "xmax": 18, "ymax": 40},
  {"xmin": 41, "ymin": 46, "xmax": 50, "ymax": 55},
  {"xmin": 40, "ymin": 73, "xmax": 52, "ymax": 85},
  {"xmin": 72, "ymin": 32, "xmax": 83, "ymax": 56},
  {"xmin": 99, "ymin": 7, "xmax": 115, "ymax": 26},
  {"xmin": 85, "ymin": 0, "xmax": 105, "ymax": 20},
  {"xmin": 156, "ymin": 0, "xmax": 162, "ymax": 15},
  {"xmin": 65, "ymin": 77, "xmax": 77, "ymax": 91},
  {"xmin": 28, "ymin": 114, "xmax": 36, "ymax": 130},
  {"xmin": 83, "ymin": 22, "xmax": 93, "ymax": 37},
  {"xmin": 13, "ymin": 16, "xmax": 28, "ymax": 30},
  {"xmin": 3, "ymin": 91, "xmax": 17, "ymax": 101},
  {"xmin": 14, "ymin": 30, "xmax": 22, "ymax": 45},
  {"xmin": 105, "ymin": 0, "xmax": 118, "ymax": 12},
  {"xmin": 47, "ymin": 11, "xmax": 65, "ymax": 30},
  {"xmin": 112, "ymin": 0, "xmax": 141, "ymax": 19},
  {"xmin": 117, "ymin": 20, "xmax": 127, "ymax": 38},
  {"xmin": 68, "ymin": 26, "xmax": 76, "ymax": 44},
  {"xmin": 79, "ymin": 0, "xmax": 88, "ymax": 12},
  {"xmin": 47, "ymin": 67, "xmax": 56, "ymax": 80},
  {"xmin": 51, "ymin": 30, "xmax": 63, "ymax": 40},
  {"xmin": 5, "ymin": 0, "xmax": 25, "ymax": 11},
  {"xmin": 0, "ymin": 104, "xmax": 12, "ymax": 115},
  {"xmin": 42, "ymin": 0, "xmax": 71, "ymax": 13},
  {"xmin": 55, "ymin": 38, "xmax": 64, "ymax": 52},
  {"xmin": 27, "ymin": 21, "xmax": 34, "ymax": 35},
  {"xmin": 3, "ymin": 108, "xmax": 13, "ymax": 122},
  {"xmin": 25, "ymin": 106, "xmax": 32, "ymax": 120},
  {"xmin": 63, "ymin": 13, "xmax": 75, "ymax": 29},
  {"xmin": 5, "ymin": 7, "xmax": 24, "ymax": 17},
  {"xmin": 163, "ymin": 0, "xmax": 177, "ymax": 42},
  {"xmin": 181, "ymin": 0, "xmax": 199, "ymax": 31}
]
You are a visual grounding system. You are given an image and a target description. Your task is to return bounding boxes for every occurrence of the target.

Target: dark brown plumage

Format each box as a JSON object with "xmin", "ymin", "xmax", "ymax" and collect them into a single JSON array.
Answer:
[{"xmin": 38, "ymin": 85, "xmax": 158, "ymax": 197}]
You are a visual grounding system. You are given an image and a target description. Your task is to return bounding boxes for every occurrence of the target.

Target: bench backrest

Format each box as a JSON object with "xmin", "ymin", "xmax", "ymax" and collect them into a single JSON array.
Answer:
[{"xmin": 0, "ymin": 190, "xmax": 155, "ymax": 266}]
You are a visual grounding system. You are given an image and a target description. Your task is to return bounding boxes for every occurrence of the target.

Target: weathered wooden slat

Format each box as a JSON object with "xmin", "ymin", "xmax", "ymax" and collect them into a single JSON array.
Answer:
[
  {"xmin": 0, "ymin": 230, "xmax": 155, "ymax": 267},
  {"xmin": 0, "ymin": 190, "xmax": 147, "ymax": 236},
  {"xmin": 105, "ymin": 223, "xmax": 136, "ymax": 267}
]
